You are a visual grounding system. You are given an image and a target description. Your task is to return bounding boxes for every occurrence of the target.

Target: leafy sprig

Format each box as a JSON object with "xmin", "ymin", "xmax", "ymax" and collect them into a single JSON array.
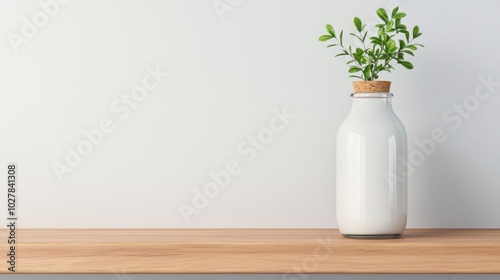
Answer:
[{"xmin": 319, "ymin": 7, "xmax": 423, "ymax": 81}]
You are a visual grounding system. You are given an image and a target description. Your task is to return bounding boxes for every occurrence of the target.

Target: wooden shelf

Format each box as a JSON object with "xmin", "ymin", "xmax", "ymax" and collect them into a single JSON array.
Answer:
[{"xmin": 1, "ymin": 229, "xmax": 499, "ymax": 273}]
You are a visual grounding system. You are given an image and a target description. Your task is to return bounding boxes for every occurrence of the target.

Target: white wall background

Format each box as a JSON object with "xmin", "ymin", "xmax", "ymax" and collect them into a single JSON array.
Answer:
[{"xmin": 0, "ymin": 0, "xmax": 499, "ymax": 229}]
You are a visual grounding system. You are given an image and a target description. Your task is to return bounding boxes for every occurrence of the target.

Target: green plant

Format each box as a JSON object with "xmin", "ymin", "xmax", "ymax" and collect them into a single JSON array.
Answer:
[{"xmin": 319, "ymin": 7, "xmax": 423, "ymax": 81}]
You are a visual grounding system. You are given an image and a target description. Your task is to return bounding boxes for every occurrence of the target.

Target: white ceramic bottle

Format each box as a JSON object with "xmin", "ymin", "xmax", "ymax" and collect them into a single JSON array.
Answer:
[{"xmin": 336, "ymin": 82, "xmax": 407, "ymax": 238}]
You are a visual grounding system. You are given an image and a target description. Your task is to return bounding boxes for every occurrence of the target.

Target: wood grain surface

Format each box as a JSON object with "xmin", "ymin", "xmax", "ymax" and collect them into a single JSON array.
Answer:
[{"xmin": 1, "ymin": 229, "xmax": 499, "ymax": 273}]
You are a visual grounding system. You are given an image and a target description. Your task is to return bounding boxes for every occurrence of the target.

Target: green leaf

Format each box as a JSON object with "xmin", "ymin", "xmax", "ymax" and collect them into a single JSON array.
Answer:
[
  {"xmin": 339, "ymin": 30, "xmax": 344, "ymax": 46},
  {"xmin": 318, "ymin": 35, "xmax": 333, "ymax": 42},
  {"xmin": 354, "ymin": 17, "xmax": 363, "ymax": 32},
  {"xmin": 377, "ymin": 8, "xmax": 389, "ymax": 23},
  {"xmin": 349, "ymin": 75, "xmax": 364, "ymax": 80},
  {"xmin": 398, "ymin": 61, "xmax": 414, "ymax": 69},
  {"xmin": 354, "ymin": 54, "xmax": 362, "ymax": 64},
  {"xmin": 402, "ymin": 50, "xmax": 414, "ymax": 56},
  {"xmin": 395, "ymin": 18, "xmax": 401, "ymax": 29},
  {"xmin": 363, "ymin": 66, "xmax": 372, "ymax": 80},
  {"xmin": 379, "ymin": 33, "xmax": 388, "ymax": 43},
  {"xmin": 402, "ymin": 30, "xmax": 410, "ymax": 42},
  {"xmin": 391, "ymin": 7, "xmax": 399, "ymax": 17},
  {"xmin": 326, "ymin": 24, "xmax": 336, "ymax": 37},
  {"xmin": 386, "ymin": 40, "xmax": 397, "ymax": 53},
  {"xmin": 385, "ymin": 21, "xmax": 393, "ymax": 31},
  {"xmin": 326, "ymin": 44, "xmax": 337, "ymax": 48},
  {"xmin": 393, "ymin": 12, "xmax": 407, "ymax": 19},
  {"xmin": 335, "ymin": 52, "xmax": 349, "ymax": 57},
  {"xmin": 407, "ymin": 45, "xmax": 417, "ymax": 51},
  {"xmin": 399, "ymin": 39, "xmax": 406, "ymax": 49},
  {"xmin": 413, "ymin": 26, "xmax": 420, "ymax": 38},
  {"xmin": 370, "ymin": 37, "xmax": 382, "ymax": 45},
  {"xmin": 348, "ymin": 67, "xmax": 362, "ymax": 73}
]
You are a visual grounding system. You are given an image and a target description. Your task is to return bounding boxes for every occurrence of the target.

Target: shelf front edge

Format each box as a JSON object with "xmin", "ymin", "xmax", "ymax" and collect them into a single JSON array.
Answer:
[{"xmin": 1, "ymin": 229, "xmax": 500, "ymax": 273}]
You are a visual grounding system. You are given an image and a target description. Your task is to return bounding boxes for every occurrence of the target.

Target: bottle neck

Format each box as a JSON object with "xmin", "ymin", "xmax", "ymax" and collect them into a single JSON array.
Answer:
[{"xmin": 349, "ymin": 93, "xmax": 395, "ymax": 115}]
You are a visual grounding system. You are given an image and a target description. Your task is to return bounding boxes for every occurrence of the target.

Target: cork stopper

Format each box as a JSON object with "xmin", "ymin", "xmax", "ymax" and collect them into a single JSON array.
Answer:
[{"xmin": 353, "ymin": 81, "xmax": 391, "ymax": 93}]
